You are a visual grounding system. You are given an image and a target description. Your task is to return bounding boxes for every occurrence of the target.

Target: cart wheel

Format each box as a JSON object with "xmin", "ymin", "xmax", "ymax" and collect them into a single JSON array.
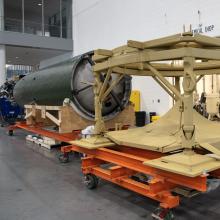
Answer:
[
  {"xmin": 8, "ymin": 130, "xmax": 13, "ymax": 136},
  {"xmin": 152, "ymin": 208, "xmax": 174, "ymax": 220},
  {"xmin": 58, "ymin": 153, "xmax": 69, "ymax": 163},
  {"xmin": 84, "ymin": 174, "xmax": 99, "ymax": 190}
]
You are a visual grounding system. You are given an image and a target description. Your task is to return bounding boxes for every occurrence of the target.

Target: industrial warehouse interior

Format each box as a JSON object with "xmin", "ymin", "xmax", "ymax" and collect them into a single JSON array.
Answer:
[{"xmin": 2, "ymin": 1, "xmax": 220, "ymax": 220}]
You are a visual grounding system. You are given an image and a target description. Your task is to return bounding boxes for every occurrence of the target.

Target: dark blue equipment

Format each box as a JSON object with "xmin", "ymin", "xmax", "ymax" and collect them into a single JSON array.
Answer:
[
  {"xmin": 0, "ymin": 79, "xmax": 24, "ymax": 126},
  {"xmin": 0, "ymin": 97, "xmax": 23, "ymax": 119},
  {"xmin": 0, "ymin": 97, "xmax": 23, "ymax": 126}
]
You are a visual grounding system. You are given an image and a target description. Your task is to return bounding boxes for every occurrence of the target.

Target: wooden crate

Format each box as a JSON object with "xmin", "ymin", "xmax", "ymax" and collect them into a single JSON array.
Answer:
[{"xmin": 25, "ymin": 104, "xmax": 135, "ymax": 133}]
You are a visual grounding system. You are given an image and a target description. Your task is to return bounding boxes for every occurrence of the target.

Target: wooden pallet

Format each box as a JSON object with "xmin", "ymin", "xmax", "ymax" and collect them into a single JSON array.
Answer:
[{"xmin": 24, "ymin": 103, "xmax": 135, "ymax": 133}]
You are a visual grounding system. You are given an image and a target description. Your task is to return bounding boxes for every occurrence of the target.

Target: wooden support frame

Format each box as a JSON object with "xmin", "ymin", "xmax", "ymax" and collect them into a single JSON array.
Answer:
[
  {"xmin": 92, "ymin": 32, "xmax": 220, "ymax": 139},
  {"xmin": 24, "ymin": 103, "xmax": 135, "ymax": 134}
]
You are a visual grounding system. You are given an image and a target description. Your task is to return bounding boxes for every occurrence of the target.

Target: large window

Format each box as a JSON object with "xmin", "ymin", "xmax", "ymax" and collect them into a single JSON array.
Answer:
[
  {"xmin": 24, "ymin": 0, "xmax": 43, "ymax": 35},
  {"xmin": 62, "ymin": 0, "xmax": 72, "ymax": 38},
  {"xmin": 4, "ymin": 0, "xmax": 23, "ymax": 32},
  {"xmin": 45, "ymin": 0, "xmax": 61, "ymax": 37},
  {"xmin": 3, "ymin": 0, "xmax": 72, "ymax": 39}
]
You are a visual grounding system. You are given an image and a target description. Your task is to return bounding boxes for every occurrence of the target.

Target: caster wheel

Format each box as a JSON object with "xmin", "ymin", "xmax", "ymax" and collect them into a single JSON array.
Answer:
[
  {"xmin": 58, "ymin": 153, "xmax": 69, "ymax": 163},
  {"xmin": 152, "ymin": 208, "xmax": 174, "ymax": 220},
  {"xmin": 84, "ymin": 174, "xmax": 99, "ymax": 190},
  {"xmin": 8, "ymin": 130, "xmax": 13, "ymax": 136}
]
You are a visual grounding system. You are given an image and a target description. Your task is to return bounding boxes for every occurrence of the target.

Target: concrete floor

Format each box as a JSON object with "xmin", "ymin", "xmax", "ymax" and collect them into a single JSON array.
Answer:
[{"xmin": 1, "ymin": 128, "xmax": 220, "ymax": 220}]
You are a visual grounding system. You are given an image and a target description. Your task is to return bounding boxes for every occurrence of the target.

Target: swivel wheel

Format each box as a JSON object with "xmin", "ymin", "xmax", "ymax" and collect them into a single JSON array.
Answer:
[
  {"xmin": 8, "ymin": 130, "xmax": 13, "ymax": 136},
  {"xmin": 152, "ymin": 207, "xmax": 174, "ymax": 220},
  {"xmin": 58, "ymin": 153, "xmax": 69, "ymax": 163},
  {"xmin": 84, "ymin": 174, "xmax": 99, "ymax": 190}
]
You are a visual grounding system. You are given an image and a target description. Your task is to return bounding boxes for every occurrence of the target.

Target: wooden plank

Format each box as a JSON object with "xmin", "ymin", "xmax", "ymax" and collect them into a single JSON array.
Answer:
[
  {"xmin": 92, "ymin": 54, "xmax": 109, "ymax": 62},
  {"xmin": 59, "ymin": 104, "xmax": 135, "ymax": 133},
  {"xmin": 45, "ymin": 112, "xmax": 61, "ymax": 126},
  {"xmin": 25, "ymin": 105, "xmax": 61, "ymax": 111},
  {"xmin": 41, "ymin": 106, "xmax": 46, "ymax": 119},
  {"xmin": 112, "ymin": 45, "xmax": 139, "ymax": 54},
  {"xmin": 32, "ymin": 105, "xmax": 36, "ymax": 117},
  {"xmin": 93, "ymin": 47, "xmax": 187, "ymax": 72},
  {"xmin": 101, "ymin": 75, "xmax": 124, "ymax": 102},
  {"xmin": 24, "ymin": 105, "xmax": 33, "ymax": 109},
  {"xmin": 98, "ymin": 68, "xmax": 113, "ymax": 100},
  {"xmin": 146, "ymin": 63, "xmax": 182, "ymax": 100},
  {"xmin": 142, "ymin": 33, "xmax": 190, "ymax": 48},
  {"xmin": 194, "ymin": 34, "xmax": 220, "ymax": 47},
  {"xmin": 123, "ymin": 60, "xmax": 220, "ymax": 71},
  {"xmin": 45, "ymin": 106, "xmax": 61, "ymax": 111},
  {"xmin": 94, "ymin": 47, "xmax": 220, "ymax": 72},
  {"xmin": 127, "ymin": 40, "xmax": 144, "ymax": 49},
  {"xmin": 191, "ymin": 48, "xmax": 220, "ymax": 60},
  {"xmin": 95, "ymin": 49, "xmax": 113, "ymax": 56},
  {"xmin": 143, "ymin": 34, "xmax": 195, "ymax": 48},
  {"xmin": 112, "ymin": 66, "xmax": 220, "ymax": 77},
  {"xmin": 152, "ymin": 76, "xmax": 177, "ymax": 100},
  {"xmin": 25, "ymin": 111, "xmax": 33, "ymax": 119}
]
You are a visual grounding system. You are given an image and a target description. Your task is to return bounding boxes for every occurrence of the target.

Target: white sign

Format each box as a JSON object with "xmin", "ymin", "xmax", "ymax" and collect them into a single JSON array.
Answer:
[{"xmin": 192, "ymin": 24, "xmax": 214, "ymax": 34}]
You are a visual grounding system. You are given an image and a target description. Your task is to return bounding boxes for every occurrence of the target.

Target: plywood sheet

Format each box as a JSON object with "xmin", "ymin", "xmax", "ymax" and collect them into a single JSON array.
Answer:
[
  {"xmin": 106, "ymin": 102, "xmax": 220, "ymax": 152},
  {"xmin": 144, "ymin": 152, "xmax": 220, "ymax": 177},
  {"xmin": 60, "ymin": 104, "xmax": 135, "ymax": 133},
  {"xmin": 69, "ymin": 136, "xmax": 115, "ymax": 149}
]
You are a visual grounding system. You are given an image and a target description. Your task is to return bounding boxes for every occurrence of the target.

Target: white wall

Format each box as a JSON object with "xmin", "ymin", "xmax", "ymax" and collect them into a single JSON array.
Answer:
[{"xmin": 72, "ymin": 0, "xmax": 220, "ymax": 115}]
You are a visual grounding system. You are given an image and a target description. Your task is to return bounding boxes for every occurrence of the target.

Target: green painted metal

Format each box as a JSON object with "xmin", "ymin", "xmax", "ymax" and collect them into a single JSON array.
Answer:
[{"xmin": 14, "ymin": 53, "xmax": 131, "ymax": 120}]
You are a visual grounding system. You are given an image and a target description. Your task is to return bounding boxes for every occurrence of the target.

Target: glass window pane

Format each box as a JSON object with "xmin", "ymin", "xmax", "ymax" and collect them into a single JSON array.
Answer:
[
  {"xmin": 44, "ymin": 0, "xmax": 61, "ymax": 38},
  {"xmin": 62, "ymin": 0, "xmax": 72, "ymax": 39},
  {"xmin": 24, "ymin": 0, "xmax": 43, "ymax": 35},
  {"xmin": 4, "ymin": 0, "xmax": 22, "ymax": 32}
]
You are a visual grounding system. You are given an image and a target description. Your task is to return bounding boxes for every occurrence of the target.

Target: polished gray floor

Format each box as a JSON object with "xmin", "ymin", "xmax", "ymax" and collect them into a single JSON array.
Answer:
[{"xmin": 0, "ymin": 127, "xmax": 220, "ymax": 220}]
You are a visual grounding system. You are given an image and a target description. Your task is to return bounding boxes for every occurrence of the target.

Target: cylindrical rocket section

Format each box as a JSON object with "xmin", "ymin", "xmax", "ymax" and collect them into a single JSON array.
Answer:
[{"xmin": 14, "ymin": 52, "xmax": 131, "ymax": 120}]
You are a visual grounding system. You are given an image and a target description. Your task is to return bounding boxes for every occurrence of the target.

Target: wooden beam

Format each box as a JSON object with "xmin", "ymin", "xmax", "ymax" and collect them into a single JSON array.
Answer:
[
  {"xmin": 95, "ymin": 49, "xmax": 113, "ymax": 57},
  {"xmin": 41, "ymin": 106, "xmax": 46, "ymax": 119},
  {"xmin": 25, "ymin": 111, "xmax": 33, "ymax": 119},
  {"xmin": 92, "ymin": 54, "xmax": 109, "ymax": 62},
  {"xmin": 45, "ymin": 112, "xmax": 61, "ymax": 126},
  {"xmin": 194, "ymin": 35, "xmax": 220, "ymax": 47},
  {"xmin": 93, "ymin": 47, "xmax": 187, "ymax": 72},
  {"xmin": 191, "ymin": 48, "xmax": 220, "ymax": 60},
  {"xmin": 112, "ymin": 66, "xmax": 220, "ymax": 77},
  {"xmin": 142, "ymin": 34, "xmax": 196, "ymax": 48},
  {"xmin": 24, "ymin": 105, "xmax": 61, "ymax": 111},
  {"xmin": 127, "ymin": 40, "xmax": 144, "ymax": 49},
  {"xmin": 142, "ymin": 33, "xmax": 182, "ymax": 48},
  {"xmin": 153, "ymin": 76, "xmax": 177, "ymax": 101},
  {"xmin": 146, "ymin": 63, "xmax": 182, "ymax": 100},
  {"xmin": 101, "ymin": 75, "xmax": 124, "ymax": 102},
  {"xmin": 196, "ymin": 75, "xmax": 203, "ymax": 83},
  {"xmin": 99, "ymin": 68, "xmax": 113, "ymax": 100}
]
